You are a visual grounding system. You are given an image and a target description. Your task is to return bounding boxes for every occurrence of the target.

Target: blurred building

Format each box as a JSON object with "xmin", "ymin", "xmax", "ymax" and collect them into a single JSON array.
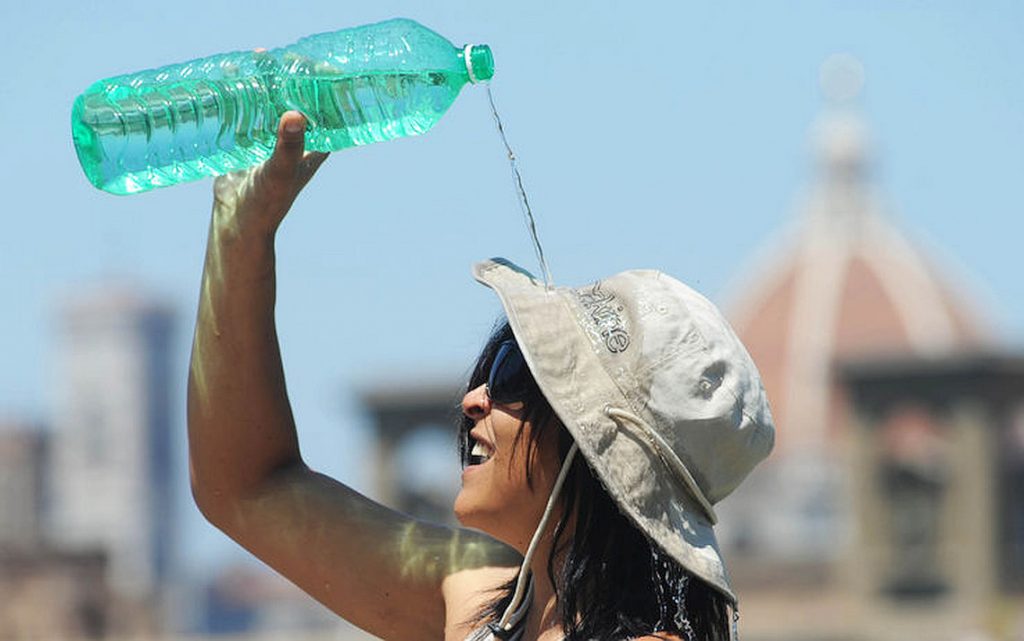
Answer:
[
  {"xmin": 0, "ymin": 422, "xmax": 46, "ymax": 551},
  {"xmin": 46, "ymin": 286, "xmax": 177, "ymax": 626},
  {"xmin": 196, "ymin": 563, "xmax": 366, "ymax": 638},
  {"xmin": 0, "ymin": 421, "xmax": 121, "ymax": 639},
  {"xmin": 359, "ymin": 377, "xmax": 464, "ymax": 524},
  {"xmin": 842, "ymin": 354, "xmax": 1024, "ymax": 641},
  {"xmin": 718, "ymin": 57, "xmax": 1020, "ymax": 640},
  {"xmin": 0, "ymin": 547, "xmax": 110, "ymax": 640},
  {"xmin": 721, "ymin": 57, "xmax": 989, "ymax": 562}
]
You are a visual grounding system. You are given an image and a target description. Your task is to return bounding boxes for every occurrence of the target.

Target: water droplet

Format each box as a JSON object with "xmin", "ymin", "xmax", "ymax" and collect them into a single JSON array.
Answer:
[
  {"xmin": 650, "ymin": 548, "xmax": 669, "ymax": 630},
  {"xmin": 485, "ymin": 85, "xmax": 554, "ymax": 289},
  {"xmin": 650, "ymin": 546, "xmax": 695, "ymax": 641},
  {"xmin": 671, "ymin": 574, "xmax": 695, "ymax": 641}
]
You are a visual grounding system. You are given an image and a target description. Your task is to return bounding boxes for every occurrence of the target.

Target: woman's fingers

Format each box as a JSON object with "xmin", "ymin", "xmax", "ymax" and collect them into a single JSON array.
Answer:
[
  {"xmin": 262, "ymin": 112, "xmax": 330, "ymax": 203},
  {"xmin": 211, "ymin": 111, "xmax": 329, "ymax": 236},
  {"xmin": 264, "ymin": 111, "xmax": 308, "ymax": 184}
]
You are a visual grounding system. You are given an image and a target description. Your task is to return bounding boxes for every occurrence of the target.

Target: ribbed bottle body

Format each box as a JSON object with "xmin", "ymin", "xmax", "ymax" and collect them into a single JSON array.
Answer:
[
  {"xmin": 72, "ymin": 50, "xmax": 279, "ymax": 195},
  {"xmin": 72, "ymin": 19, "xmax": 488, "ymax": 195}
]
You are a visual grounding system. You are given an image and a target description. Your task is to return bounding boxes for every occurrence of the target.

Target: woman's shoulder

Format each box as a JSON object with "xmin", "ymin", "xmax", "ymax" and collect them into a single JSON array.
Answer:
[
  {"xmin": 441, "ymin": 543, "xmax": 520, "ymax": 641},
  {"xmin": 631, "ymin": 635, "xmax": 686, "ymax": 641}
]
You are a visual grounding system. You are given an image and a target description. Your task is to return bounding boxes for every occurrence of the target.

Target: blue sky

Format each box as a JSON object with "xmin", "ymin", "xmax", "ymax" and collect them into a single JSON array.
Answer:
[{"xmin": 1, "ymin": 2, "xmax": 1021, "ymax": 575}]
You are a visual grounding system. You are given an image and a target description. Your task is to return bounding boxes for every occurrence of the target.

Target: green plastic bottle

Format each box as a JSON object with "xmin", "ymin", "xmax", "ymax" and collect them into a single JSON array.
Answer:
[{"xmin": 71, "ymin": 18, "xmax": 494, "ymax": 195}]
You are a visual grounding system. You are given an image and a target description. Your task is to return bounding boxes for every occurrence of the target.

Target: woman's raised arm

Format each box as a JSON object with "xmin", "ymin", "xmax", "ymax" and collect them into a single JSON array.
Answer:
[{"xmin": 187, "ymin": 111, "xmax": 518, "ymax": 640}]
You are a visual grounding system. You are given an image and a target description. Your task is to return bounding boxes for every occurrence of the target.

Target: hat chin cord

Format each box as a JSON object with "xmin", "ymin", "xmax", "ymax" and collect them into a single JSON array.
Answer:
[
  {"xmin": 602, "ymin": 405, "xmax": 718, "ymax": 525},
  {"xmin": 490, "ymin": 442, "xmax": 579, "ymax": 638}
]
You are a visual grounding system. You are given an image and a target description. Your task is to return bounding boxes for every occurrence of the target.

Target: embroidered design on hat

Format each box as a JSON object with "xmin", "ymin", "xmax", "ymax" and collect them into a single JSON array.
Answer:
[{"xmin": 573, "ymin": 282, "xmax": 631, "ymax": 354}]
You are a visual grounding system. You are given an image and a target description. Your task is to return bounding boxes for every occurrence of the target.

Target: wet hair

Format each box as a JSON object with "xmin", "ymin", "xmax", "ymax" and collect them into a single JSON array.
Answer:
[{"xmin": 460, "ymin": 320, "xmax": 733, "ymax": 641}]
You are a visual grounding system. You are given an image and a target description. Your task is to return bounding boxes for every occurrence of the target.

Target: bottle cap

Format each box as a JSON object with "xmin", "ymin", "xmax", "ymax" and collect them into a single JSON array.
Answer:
[{"xmin": 464, "ymin": 44, "xmax": 494, "ymax": 83}]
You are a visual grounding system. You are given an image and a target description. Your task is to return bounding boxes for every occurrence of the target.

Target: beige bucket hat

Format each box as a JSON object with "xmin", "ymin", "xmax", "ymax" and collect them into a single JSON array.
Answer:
[{"xmin": 474, "ymin": 258, "xmax": 775, "ymax": 603}]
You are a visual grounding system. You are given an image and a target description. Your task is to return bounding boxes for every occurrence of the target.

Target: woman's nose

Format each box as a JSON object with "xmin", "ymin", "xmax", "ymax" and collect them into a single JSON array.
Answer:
[{"xmin": 462, "ymin": 384, "xmax": 491, "ymax": 420}]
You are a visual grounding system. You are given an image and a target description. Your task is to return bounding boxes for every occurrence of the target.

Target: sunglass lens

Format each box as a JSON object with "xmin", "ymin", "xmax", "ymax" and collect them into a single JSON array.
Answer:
[{"xmin": 488, "ymin": 341, "xmax": 533, "ymax": 404}]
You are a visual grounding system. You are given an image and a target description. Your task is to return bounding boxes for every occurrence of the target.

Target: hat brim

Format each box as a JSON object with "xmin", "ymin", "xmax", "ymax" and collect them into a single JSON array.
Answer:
[{"xmin": 473, "ymin": 258, "xmax": 736, "ymax": 603}]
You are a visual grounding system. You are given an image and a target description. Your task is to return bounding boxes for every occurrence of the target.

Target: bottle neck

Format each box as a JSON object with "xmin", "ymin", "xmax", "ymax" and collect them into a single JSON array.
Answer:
[{"xmin": 462, "ymin": 44, "xmax": 494, "ymax": 83}]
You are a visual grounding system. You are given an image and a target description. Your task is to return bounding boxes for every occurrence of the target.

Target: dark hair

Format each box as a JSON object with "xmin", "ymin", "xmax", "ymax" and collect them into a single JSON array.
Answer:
[{"xmin": 460, "ymin": 320, "xmax": 734, "ymax": 641}]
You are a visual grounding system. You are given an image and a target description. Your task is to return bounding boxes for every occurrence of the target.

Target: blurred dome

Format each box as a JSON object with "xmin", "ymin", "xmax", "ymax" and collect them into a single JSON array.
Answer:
[
  {"xmin": 728, "ymin": 111, "xmax": 989, "ymax": 456},
  {"xmin": 717, "ymin": 58, "xmax": 992, "ymax": 562}
]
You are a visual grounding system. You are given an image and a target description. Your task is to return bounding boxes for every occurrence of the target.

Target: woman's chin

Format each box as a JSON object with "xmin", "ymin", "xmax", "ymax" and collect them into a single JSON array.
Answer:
[
  {"xmin": 452, "ymin": 493, "xmax": 474, "ymax": 527},
  {"xmin": 453, "ymin": 495, "xmax": 495, "ymax": 533},
  {"xmin": 453, "ymin": 472, "xmax": 488, "ymax": 522}
]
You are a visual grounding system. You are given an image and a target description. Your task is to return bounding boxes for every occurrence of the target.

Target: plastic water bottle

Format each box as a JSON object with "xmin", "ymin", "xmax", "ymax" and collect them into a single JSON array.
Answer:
[{"xmin": 71, "ymin": 18, "xmax": 494, "ymax": 195}]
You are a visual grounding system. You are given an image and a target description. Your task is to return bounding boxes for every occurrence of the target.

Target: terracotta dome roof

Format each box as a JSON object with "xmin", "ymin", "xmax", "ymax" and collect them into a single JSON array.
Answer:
[{"xmin": 727, "ymin": 111, "xmax": 989, "ymax": 456}]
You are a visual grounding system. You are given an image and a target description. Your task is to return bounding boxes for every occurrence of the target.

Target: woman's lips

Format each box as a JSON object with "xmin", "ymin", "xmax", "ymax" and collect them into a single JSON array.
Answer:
[{"xmin": 464, "ymin": 429, "xmax": 495, "ymax": 473}]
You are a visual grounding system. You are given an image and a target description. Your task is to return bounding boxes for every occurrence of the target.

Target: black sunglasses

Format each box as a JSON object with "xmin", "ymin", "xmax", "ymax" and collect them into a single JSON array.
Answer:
[{"xmin": 486, "ymin": 339, "xmax": 537, "ymax": 405}]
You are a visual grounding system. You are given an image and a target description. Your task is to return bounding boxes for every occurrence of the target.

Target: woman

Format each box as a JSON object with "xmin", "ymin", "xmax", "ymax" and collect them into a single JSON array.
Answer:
[{"xmin": 188, "ymin": 112, "xmax": 775, "ymax": 641}]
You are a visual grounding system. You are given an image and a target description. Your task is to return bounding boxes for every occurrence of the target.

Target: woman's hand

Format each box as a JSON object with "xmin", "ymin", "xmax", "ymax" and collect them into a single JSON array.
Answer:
[{"xmin": 212, "ymin": 110, "xmax": 329, "ymax": 239}]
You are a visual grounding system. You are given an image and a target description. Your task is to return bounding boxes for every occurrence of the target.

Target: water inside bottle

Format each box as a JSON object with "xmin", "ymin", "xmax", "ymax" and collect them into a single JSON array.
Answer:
[
  {"xmin": 73, "ymin": 67, "xmax": 465, "ymax": 194},
  {"xmin": 288, "ymin": 71, "xmax": 460, "ymax": 151},
  {"xmin": 485, "ymin": 86, "xmax": 553, "ymax": 289}
]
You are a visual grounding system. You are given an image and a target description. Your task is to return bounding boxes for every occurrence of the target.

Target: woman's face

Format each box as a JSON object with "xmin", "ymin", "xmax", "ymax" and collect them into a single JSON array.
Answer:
[{"xmin": 453, "ymin": 382, "xmax": 563, "ymax": 553}]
